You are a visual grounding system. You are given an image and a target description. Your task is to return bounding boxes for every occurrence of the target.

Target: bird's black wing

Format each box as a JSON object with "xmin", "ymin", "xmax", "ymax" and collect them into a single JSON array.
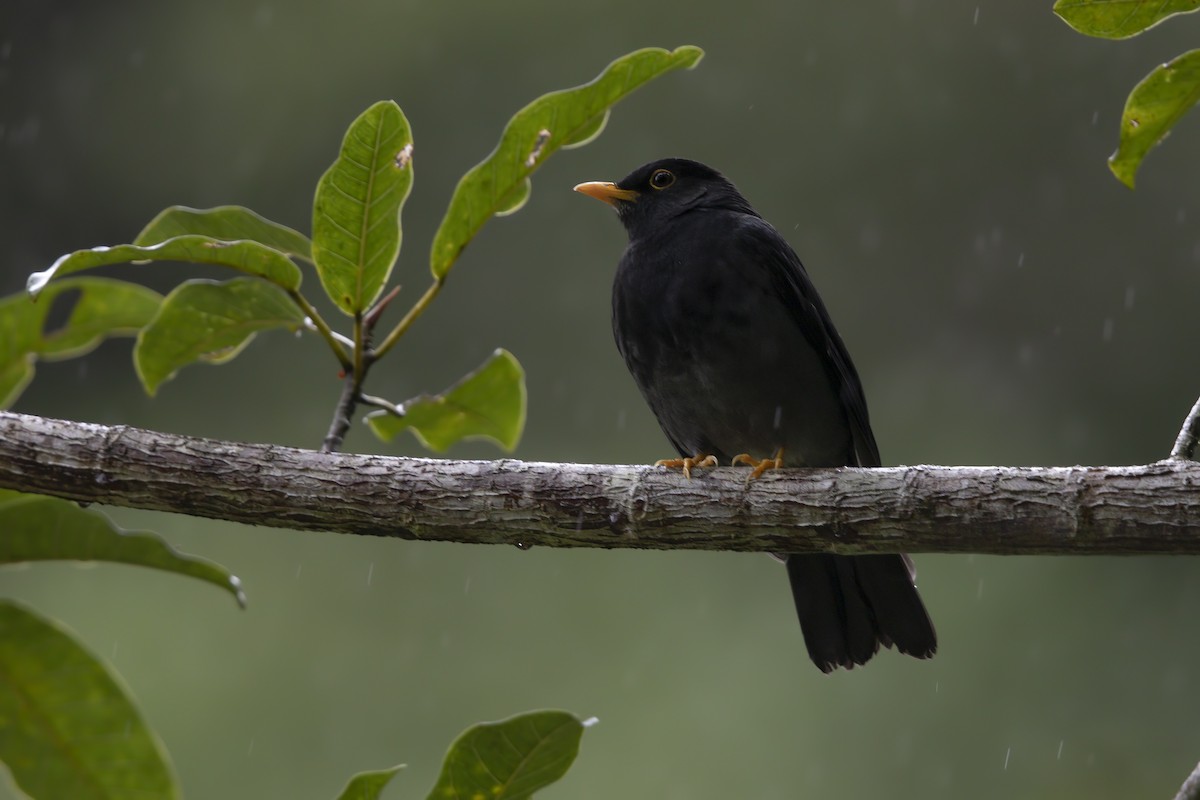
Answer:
[{"xmin": 740, "ymin": 217, "xmax": 882, "ymax": 468}]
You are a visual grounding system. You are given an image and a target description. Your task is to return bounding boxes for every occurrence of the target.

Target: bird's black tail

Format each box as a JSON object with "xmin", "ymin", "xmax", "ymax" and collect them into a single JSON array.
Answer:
[{"xmin": 786, "ymin": 553, "xmax": 937, "ymax": 673}]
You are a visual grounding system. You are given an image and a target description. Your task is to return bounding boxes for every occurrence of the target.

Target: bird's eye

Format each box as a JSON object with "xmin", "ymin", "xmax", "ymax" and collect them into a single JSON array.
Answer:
[{"xmin": 649, "ymin": 169, "xmax": 675, "ymax": 190}]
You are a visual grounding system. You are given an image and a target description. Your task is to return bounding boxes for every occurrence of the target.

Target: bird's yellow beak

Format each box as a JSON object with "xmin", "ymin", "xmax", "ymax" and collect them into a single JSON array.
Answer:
[{"xmin": 573, "ymin": 181, "xmax": 639, "ymax": 206}]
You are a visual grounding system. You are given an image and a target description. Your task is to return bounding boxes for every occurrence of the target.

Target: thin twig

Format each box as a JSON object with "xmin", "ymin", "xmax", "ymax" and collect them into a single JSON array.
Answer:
[
  {"xmin": 1173, "ymin": 760, "xmax": 1200, "ymax": 800},
  {"xmin": 320, "ymin": 371, "xmax": 360, "ymax": 453},
  {"xmin": 1171, "ymin": 395, "xmax": 1200, "ymax": 460},
  {"xmin": 359, "ymin": 393, "xmax": 405, "ymax": 416},
  {"xmin": 363, "ymin": 285, "xmax": 403, "ymax": 337},
  {"xmin": 369, "ymin": 278, "xmax": 443, "ymax": 362},
  {"xmin": 288, "ymin": 290, "xmax": 351, "ymax": 369}
]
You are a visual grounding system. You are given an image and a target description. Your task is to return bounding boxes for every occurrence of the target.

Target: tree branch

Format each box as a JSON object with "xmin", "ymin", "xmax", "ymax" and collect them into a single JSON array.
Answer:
[
  {"xmin": 1175, "ymin": 761, "xmax": 1200, "ymax": 800},
  {"xmin": 3, "ymin": 410, "xmax": 1200, "ymax": 554}
]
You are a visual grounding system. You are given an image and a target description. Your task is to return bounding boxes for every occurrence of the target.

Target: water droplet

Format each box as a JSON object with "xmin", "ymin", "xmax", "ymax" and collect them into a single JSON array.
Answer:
[
  {"xmin": 582, "ymin": 716, "xmax": 600, "ymax": 727},
  {"xmin": 515, "ymin": 541, "xmax": 531, "ymax": 550}
]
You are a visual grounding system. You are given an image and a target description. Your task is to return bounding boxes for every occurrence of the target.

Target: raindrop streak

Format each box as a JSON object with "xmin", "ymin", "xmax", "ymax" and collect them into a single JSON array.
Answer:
[
  {"xmin": 1017, "ymin": 252, "xmax": 1025, "ymax": 268},
  {"xmin": 1004, "ymin": 748, "xmax": 1011, "ymax": 770},
  {"xmin": 366, "ymin": 562, "xmax": 374, "ymax": 587},
  {"xmin": 1057, "ymin": 740, "xmax": 1065, "ymax": 760},
  {"xmin": 295, "ymin": 563, "xmax": 302, "ymax": 579},
  {"xmin": 773, "ymin": 405, "xmax": 783, "ymax": 431},
  {"xmin": 247, "ymin": 739, "xmax": 255, "ymax": 756},
  {"xmin": 616, "ymin": 409, "xmax": 626, "ymax": 430},
  {"xmin": 575, "ymin": 509, "xmax": 585, "ymax": 531},
  {"xmin": 977, "ymin": 578, "xmax": 984, "ymax": 599},
  {"xmin": 1102, "ymin": 318, "xmax": 1114, "ymax": 342},
  {"xmin": 1124, "ymin": 286, "xmax": 1136, "ymax": 310},
  {"xmin": 1092, "ymin": 110, "xmax": 1100, "ymax": 126},
  {"xmin": 974, "ymin": 6, "xmax": 980, "ymax": 24},
  {"xmin": 463, "ymin": 576, "xmax": 472, "ymax": 594}
]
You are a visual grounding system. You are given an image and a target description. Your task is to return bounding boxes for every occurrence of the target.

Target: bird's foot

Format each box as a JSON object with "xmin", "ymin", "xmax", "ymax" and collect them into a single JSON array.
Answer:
[
  {"xmin": 731, "ymin": 448, "xmax": 785, "ymax": 482},
  {"xmin": 654, "ymin": 454, "xmax": 718, "ymax": 479}
]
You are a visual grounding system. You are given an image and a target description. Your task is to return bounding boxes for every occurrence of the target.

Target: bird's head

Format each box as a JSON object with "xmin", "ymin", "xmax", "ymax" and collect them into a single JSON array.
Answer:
[{"xmin": 574, "ymin": 158, "xmax": 755, "ymax": 240}]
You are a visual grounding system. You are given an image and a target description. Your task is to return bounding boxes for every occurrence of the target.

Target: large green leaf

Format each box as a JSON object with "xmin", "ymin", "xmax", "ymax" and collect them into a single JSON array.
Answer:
[
  {"xmin": 1109, "ymin": 49, "xmax": 1200, "ymax": 188},
  {"xmin": 429, "ymin": 45, "xmax": 704, "ymax": 279},
  {"xmin": 424, "ymin": 711, "xmax": 585, "ymax": 800},
  {"xmin": 0, "ymin": 489, "xmax": 245, "ymax": 607},
  {"xmin": 28, "ymin": 235, "xmax": 303, "ymax": 297},
  {"xmin": 335, "ymin": 765, "xmax": 404, "ymax": 800},
  {"xmin": 0, "ymin": 278, "xmax": 161, "ymax": 408},
  {"xmin": 134, "ymin": 277, "xmax": 305, "ymax": 395},
  {"xmin": 1053, "ymin": 0, "xmax": 1200, "ymax": 39},
  {"xmin": 367, "ymin": 349, "xmax": 525, "ymax": 453},
  {"xmin": 136, "ymin": 205, "xmax": 313, "ymax": 262},
  {"xmin": 312, "ymin": 100, "xmax": 414, "ymax": 315},
  {"xmin": 0, "ymin": 601, "xmax": 180, "ymax": 800}
]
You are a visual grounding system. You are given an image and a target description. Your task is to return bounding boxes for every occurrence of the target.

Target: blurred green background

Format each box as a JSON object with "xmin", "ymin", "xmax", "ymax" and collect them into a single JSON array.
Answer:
[{"xmin": 4, "ymin": 1, "xmax": 1200, "ymax": 798}]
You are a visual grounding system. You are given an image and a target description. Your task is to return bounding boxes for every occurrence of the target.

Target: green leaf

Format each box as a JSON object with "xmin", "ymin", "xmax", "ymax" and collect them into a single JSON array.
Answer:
[
  {"xmin": 0, "ymin": 278, "xmax": 161, "ymax": 408},
  {"xmin": 0, "ymin": 600, "xmax": 180, "ymax": 800},
  {"xmin": 424, "ymin": 711, "xmax": 585, "ymax": 800},
  {"xmin": 28, "ymin": 235, "xmax": 304, "ymax": 297},
  {"xmin": 429, "ymin": 45, "xmax": 704, "ymax": 279},
  {"xmin": 136, "ymin": 205, "xmax": 313, "ymax": 262},
  {"xmin": 1109, "ymin": 49, "xmax": 1200, "ymax": 188},
  {"xmin": 0, "ymin": 489, "xmax": 245, "ymax": 607},
  {"xmin": 335, "ymin": 765, "xmax": 404, "ymax": 800},
  {"xmin": 312, "ymin": 100, "xmax": 414, "ymax": 315},
  {"xmin": 367, "ymin": 348, "xmax": 526, "ymax": 453},
  {"xmin": 1053, "ymin": 0, "xmax": 1200, "ymax": 39},
  {"xmin": 134, "ymin": 277, "xmax": 305, "ymax": 395}
]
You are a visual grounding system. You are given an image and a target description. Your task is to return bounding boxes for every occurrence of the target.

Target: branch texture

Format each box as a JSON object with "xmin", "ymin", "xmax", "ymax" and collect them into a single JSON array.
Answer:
[{"xmin": 2, "ymin": 410, "xmax": 1200, "ymax": 554}]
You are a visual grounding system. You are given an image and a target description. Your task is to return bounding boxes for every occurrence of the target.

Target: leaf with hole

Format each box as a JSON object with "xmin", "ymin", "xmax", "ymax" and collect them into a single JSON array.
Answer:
[
  {"xmin": 136, "ymin": 205, "xmax": 313, "ymax": 262},
  {"xmin": 367, "ymin": 348, "xmax": 525, "ymax": 452},
  {"xmin": 0, "ymin": 600, "xmax": 181, "ymax": 800},
  {"xmin": 0, "ymin": 489, "xmax": 245, "ymax": 606},
  {"xmin": 134, "ymin": 277, "xmax": 305, "ymax": 395},
  {"xmin": 1053, "ymin": 0, "xmax": 1200, "ymax": 38},
  {"xmin": 0, "ymin": 278, "xmax": 161, "ymax": 408},
  {"xmin": 429, "ymin": 45, "xmax": 704, "ymax": 279},
  {"xmin": 312, "ymin": 100, "xmax": 414, "ymax": 314},
  {"xmin": 1109, "ymin": 49, "xmax": 1200, "ymax": 188}
]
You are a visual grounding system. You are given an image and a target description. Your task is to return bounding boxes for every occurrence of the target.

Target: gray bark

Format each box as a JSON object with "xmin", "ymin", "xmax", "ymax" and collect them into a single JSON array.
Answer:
[{"xmin": 2, "ymin": 410, "xmax": 1200, "ymax": 554}]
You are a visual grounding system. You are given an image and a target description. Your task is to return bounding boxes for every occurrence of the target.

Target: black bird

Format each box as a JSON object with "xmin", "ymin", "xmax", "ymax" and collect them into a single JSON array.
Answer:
[{"xmin": 574, "ymin": 158, "xmax": 936, "ymax": 672}]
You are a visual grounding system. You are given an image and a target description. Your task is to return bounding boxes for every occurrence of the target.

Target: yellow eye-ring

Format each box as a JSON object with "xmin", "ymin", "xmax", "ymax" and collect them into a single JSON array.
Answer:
[{"xmin": 649, "ymin": 169, "xmax": 675, "ymax": 190}]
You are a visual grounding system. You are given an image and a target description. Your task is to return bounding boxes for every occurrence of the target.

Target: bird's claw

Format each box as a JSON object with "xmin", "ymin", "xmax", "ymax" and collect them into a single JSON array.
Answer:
[
  {"xmin": 731, "ymin": 448, "xmax": 785, "ymax": 482},
  {"xmin": 654, "ymin": 454, "xmax": 717, "ymax": 479}
]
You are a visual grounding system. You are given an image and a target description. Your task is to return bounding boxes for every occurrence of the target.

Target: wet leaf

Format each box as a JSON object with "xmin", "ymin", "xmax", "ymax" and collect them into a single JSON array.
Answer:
[
  {"xmin": 134, "ymin": 277, "xmax": 305, "ymax": 395},
  {"xmin": 424, "ymin": 711, "xmax": 585, "ymax": 800},
  {"xmin": 312, "ymin": 100, "xmax": 414, "ymax": 314},
  {"xmin": 1109, "ymin": 49, "xmax": 1200, "ymax": 188},
  {"xmin": 0, "ymin": 600, "xmax": 180, "ymax": 800},
  {"xmin": 1053, "ymin": 0, "xmax": 1200, "ymax": 39},
  {"xmin": 429, "ymin": 45, "xmax": 703, "ymax": 279},
  {"xmin": 335, "ymin": 765, "xmax": 404, "ymax": 800},
  {"xmin": 0, "ymin": 278, "xmax": 161, "ymax": 408},
  {"xmin": 0, "ymin": 489, "xmax": 245, "ymax": 607},
  {"xmin": 28, "ymin": 235, "xmax": 303, "ymax": 296},
  {"xmin": 367, "ymin": 349, "xmax": 525, "ymax": 452},
  {"xmin": 136, "ymin": 205, "xmax": 313, "ymax": 262}
]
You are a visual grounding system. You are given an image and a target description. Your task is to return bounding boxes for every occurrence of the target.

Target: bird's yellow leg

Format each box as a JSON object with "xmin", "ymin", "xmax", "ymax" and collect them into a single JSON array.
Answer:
[
  {"xmin": 731, "ymin": 447, "xmax": 785, "ymax": 481},
  {"xmin": 654, "ymin": 454, "xmax": 718, "ymax": 479}
]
